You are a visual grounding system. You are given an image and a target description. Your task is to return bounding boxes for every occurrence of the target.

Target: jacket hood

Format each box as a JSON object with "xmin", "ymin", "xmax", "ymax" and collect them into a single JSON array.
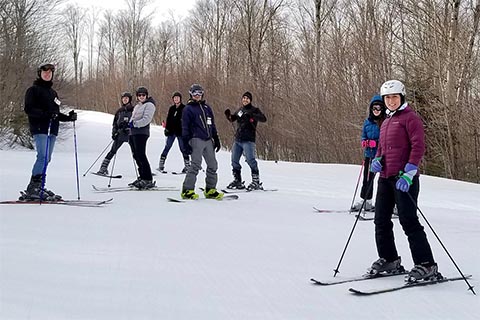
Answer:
[{"xmin": 369, "ymin": 94, "xmax": 386, "ymax": 120}]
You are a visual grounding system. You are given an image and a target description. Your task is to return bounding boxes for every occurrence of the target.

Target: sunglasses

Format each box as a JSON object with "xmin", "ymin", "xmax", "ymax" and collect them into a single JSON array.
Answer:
[
  {"xmin": 372, "ymin": 106, "xmax": 383, "ymax": 111},
  {"xmin": 191, "ymin": 90, "xmax": 204, "ymax": 96},
  {"xmin": 137, "ymin": 93, "xmax": 147, "ymax": 97},
  {"xmin": 40, "ymin": 65, "xmax": 55, "ymax": 72}
]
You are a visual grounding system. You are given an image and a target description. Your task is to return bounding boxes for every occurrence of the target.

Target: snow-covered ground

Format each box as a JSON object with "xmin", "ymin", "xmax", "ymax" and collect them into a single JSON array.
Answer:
[{"xmin": 1, "ymin": 110, "xmax": 478, "ymax": 319}]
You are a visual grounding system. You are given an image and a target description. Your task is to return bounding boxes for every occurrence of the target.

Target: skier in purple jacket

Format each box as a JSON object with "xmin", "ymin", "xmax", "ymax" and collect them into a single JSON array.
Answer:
[{"xmin": 368, "ymin": 80, "xmax": 440, "ymax": 283}]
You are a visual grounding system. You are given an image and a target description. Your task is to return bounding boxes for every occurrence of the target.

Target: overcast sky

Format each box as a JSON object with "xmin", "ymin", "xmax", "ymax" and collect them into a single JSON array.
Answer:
[{"xmin": 66, "ymin": 0, "xmax": 195, "ymax": 22}]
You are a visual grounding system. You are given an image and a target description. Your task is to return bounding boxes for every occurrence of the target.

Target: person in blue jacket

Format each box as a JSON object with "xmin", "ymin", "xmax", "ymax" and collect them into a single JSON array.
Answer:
[
  {"xmin": 180, "ymin": 84, "xmax": 223, "ymax": 200},
  {"xmin": 351, "ymin": 94, "xmax": 386, "ymax": 212}
]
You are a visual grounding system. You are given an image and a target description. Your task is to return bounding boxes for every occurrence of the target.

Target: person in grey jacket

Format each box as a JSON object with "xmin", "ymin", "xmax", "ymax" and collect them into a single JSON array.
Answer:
[{"xmin": 128, "ymin": 86, "xmax": 156, "ymax": 189}]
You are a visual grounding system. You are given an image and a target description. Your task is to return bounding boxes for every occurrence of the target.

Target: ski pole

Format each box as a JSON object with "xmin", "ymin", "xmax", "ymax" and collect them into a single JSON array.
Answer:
[
  {"xmin": 39, "ymin": 118, "xmax": 53, "ymax": 204},
  {"xmin": 333, "ymin": 175, "xmax": 376, "ymax": 277},
  {"xmin": 82, "ymin": 139, "xmax": 114, "ymax": 176},
  {"xmin": 129, "ymin": 139, "xmax": 139, "ymax": 179},
  {"xmin": 73, "ymin": 119, "xmax": 81, "ymax": 200},
  {"xmin": 406, "ymin": 192, "xmax": 476, "ymax": 295},
  {"xmin": 348, "ymin": 160, "xmax": 364, "ymax": 213}
]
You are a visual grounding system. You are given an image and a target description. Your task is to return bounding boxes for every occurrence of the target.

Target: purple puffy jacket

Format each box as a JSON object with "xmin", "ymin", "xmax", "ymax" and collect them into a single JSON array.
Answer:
[{"xmin": 376, "ymin": 105, "xmax": 425, "ymax": 178}]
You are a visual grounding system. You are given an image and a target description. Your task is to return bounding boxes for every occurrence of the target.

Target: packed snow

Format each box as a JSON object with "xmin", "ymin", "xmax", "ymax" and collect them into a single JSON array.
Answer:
[{"xmin": 1, "ymin": 110, "xmax": 478, "ymax": 319}]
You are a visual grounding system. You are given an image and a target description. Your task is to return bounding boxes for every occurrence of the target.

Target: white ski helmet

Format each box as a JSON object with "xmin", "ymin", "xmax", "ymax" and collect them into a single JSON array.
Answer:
[{"xmin": 380, "ymin": 80, "xmax": 406, "ymax": 97}]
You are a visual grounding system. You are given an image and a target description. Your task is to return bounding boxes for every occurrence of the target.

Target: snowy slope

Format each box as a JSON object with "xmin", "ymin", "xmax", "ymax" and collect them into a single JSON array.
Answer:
[{"xmin": 0, "ymin": 110, "xmax": 478, "ymax": 319}]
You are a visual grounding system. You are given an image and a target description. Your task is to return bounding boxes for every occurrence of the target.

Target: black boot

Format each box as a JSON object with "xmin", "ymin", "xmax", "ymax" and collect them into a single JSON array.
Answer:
[
  {"xmin": 24, "ymin": 175, "xmax": 61, "ymax": 200},
  {"xmin": 97, "ymin": 158, "xmax": 110, "ymax": 175},
  {"xmin": 158, "ymin": 156, "xmax": 166, "ymax": 172},
  {"xmin": 247, "ymin": 173, "xmax": 263, "ymax": 191},
  {"xmin": 227, "ymin": 169, "xmax": 245, "ymax": 189},
  {"xmin": 181, "ymin": 157, "xmax": 190, "ymax": 173}
]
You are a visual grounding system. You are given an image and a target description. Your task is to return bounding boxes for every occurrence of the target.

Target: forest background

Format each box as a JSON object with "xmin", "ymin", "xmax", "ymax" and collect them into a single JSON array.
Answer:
[{"xmin": 1, "ymin": 0, "xmax": 479, "ymax": 182}]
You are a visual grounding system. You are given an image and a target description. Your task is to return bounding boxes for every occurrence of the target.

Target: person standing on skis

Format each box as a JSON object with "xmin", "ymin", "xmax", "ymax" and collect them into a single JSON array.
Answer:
[
  {"xmin": 180, "ymin": 84, "xmax": 223, "ymax": 200},
  {"xmin": 368, "ymin": 80, "xmax": 440, "ymax": 283},
  {"xmin": 23, "ymin": 63, "xmax": 77, "ymax": 200},
  {"xmin": 96, "ymin": 92, "xmax": 134, "ymax": 176},
  {"xmin": 351, "ymin": 94, "xmax": 386, "ymax": 212},
  {"xmin": 157, "ymin": 91, "xmax": 190, "ymax": 173},
  {"xmin": 128, "ymin": 86, "xmax": 156, "ymax": 189},
  {"xmin": 224, "ymin": 91, "xmax": 267, "ymax": 190}
]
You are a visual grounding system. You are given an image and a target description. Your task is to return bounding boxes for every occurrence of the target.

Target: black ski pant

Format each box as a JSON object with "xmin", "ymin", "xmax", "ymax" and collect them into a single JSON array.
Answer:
[
  {"xmin": 374, "ymin": 176, "xmax": 435, "ymax": 266},
  {"xmin": 105, "ymin": 138, "xmax": 128, "ymax": 160},
  {"xmin": 129, "ymin": 134, "xmax": 152, "ymax": 181},
  {"xmin": 360, "ymin": 157, "xmax": 375, "ymax": 200}
]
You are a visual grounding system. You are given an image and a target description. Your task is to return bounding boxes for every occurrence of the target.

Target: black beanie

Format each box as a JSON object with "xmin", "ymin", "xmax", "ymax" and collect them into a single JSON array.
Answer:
[
  {"xmin": 242, "ymin": 91, "xmax": 253, "ymax": 101},
  {"xmin": 172, "ymin": 91, "xmax": 182, "ymax": 100}
]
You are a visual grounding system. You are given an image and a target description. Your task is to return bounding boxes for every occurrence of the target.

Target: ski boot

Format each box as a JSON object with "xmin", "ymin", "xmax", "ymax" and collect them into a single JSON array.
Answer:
[
  {"xmin": 405, "ymin": 263, "xmax": 442, "ymax": 283},
  {"xmin": 246, "ymin": 173, "xmax": 263, "ymax": 191},
  {"xmin": 181, "ymin": 158, "xmax": 190, "ymax": 174},
  {"xmin": 204, "ymin": 188, "xmax": 224, "ymax": 200},
  {"xmin": 181, "ymin": 189, "xmax": 199, "ymax": 200},
  {"xmin": 157, "ymin": 156, "xmax": 166, "ymax": 172},
  {"xmin": 97, "ymin": 158, "xmax": 110, "ymax": 175},
  {"xmin": 134, "ymin": 179, "xmax": 156, "ymax": 190},
  {"xmin": 368, "ymin": 257, "xmax": 405, "ymax": 275}
]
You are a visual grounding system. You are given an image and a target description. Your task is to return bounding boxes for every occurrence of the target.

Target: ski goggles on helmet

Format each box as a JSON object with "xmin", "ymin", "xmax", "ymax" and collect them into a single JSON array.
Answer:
[
  {"xmin": 40, "ymin": 64, "xmax": 55, "ymax": 72},
  {"xmin": 191, "ymin": 90, "xmax": 204, "ymax": 96}
]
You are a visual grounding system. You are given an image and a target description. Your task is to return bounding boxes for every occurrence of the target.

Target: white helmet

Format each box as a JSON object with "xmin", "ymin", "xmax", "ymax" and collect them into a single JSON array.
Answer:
[{"xmin": 380, "ymin": 80, "xmax": 406, "ymax": 97}]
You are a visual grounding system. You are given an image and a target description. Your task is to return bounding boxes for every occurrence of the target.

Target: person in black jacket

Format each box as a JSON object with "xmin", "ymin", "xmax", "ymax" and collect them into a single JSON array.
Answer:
[
  {"xmin": 225, "ymin": 91, "xmax": 266, "ymax": 190},
  {"xmin": 157, "ymin": 92, "xmax": 190, "ymax": 173},
  {"xmin": 23, "ymin": 63, "xmax": 77, "ymax": 200},
  {"xmin": 96, "ymin": 92, "xmax": 134, "ymax": 175}
]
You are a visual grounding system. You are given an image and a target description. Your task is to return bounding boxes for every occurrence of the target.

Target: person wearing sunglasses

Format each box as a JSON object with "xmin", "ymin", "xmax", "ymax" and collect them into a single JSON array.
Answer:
[
  {"xmin": 180, "ymin": 84, "xmax": 223, "ymax": 200},
  {"xmin": 368, "ymin": 80, "xmax": 440, "ymax": 283},
  {"xmin": 127, "ymin": 86, "xmax": 156, "ymax": 189},
  {"xmin": 350, "ymin": 94, "xmax": 386, "ymax": 212},
  {"xmin": 22, "ymin": 62, "xmax": 77, "ymax": 201}
]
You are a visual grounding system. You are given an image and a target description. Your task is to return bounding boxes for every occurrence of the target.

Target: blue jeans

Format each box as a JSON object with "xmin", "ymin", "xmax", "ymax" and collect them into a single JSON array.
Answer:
[
  {"xmin": 32, "ymin": 134, "xmax": 56, "ymax": 176},
  {"xmin": 161, "ymin": 135, "xmax": 188, "ymax": 159},
  {"xmin": 231, "ymin": 141, "xmax": 258, "ymax": 174}
]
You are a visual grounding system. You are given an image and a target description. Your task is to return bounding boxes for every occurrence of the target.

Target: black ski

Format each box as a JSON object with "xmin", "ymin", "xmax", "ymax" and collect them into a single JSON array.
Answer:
[
  {"xmin": 354, "ymin": 214, "xmax": 399, "ymax": 221},
  {"xmin": 1, "ymin": 198, "xmax": 113, "ymax": 207},
  {"xmin": 310, "ymin": 271, "xmax": 408, "ymax": 286},
  {"xmin": 349, "ymin": 275, "xmax": 472, "ymax": 295},
  {"xmin": 313, "ymin": 207, "xmax": 350, "ymax": 213},
  {"xmin": 91, "ymin": 172, "xmax": 122, "ymax": 179},
  {"xmin": 167, "ymin": 194, "xmax": 239, "ymax": 203},
  {"xmin": 92, "ymin": 185, "xmax": 179, "ymax": 193},
  {"xmin": 221, "ymin": 188, "xmax": 278, "ymax": 193},
  {"xmin": 156, "ymin": 169, "xmax": 185, "ymax": 175}
]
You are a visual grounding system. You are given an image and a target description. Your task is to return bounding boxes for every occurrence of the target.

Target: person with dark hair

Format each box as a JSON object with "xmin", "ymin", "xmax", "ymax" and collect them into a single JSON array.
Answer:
[
  {"xmin": 128, "ymin": 86, "xmax": 156, "ymax": 189},
  {"xmin": 350, "ymin": 94, "xmax": 386, "ymax": 212},
  {"xmin": 368, "ymin": 80, "xmax": 440, "ymax": 283},
  {"xmin": 180, "ymin": 84, "xmax": 223, "ymax": 200},
  {"xmin": 22, "ymin": 63, "xmax": 77, "ymax": 200},
  {"xmin": 157, "ymin": 91, "xmax": 190, "ymax": 173},
  {"xmin": 225, "ymin": 91, "xmax": 266, "ymax": 190},
  {"xmin": 96, "ymin": 92, "xmax": 134, "ymax": 176}
]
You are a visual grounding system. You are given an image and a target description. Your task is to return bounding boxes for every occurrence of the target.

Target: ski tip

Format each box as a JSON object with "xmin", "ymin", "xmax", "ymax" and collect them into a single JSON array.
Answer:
[{"xmin": 348, "ymin": 288, "xmax": 367, "ymax": 295}]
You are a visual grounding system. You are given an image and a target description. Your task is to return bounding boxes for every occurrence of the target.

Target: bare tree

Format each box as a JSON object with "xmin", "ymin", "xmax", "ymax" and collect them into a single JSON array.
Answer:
[{"xmin": 60, "ymin": 4, "xmax": 86, "ymax": 106}]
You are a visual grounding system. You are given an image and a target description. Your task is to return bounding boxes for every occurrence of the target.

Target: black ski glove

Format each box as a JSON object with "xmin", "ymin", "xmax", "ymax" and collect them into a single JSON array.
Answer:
[
  {"xmin": 68, "ymin": 110, "xmax": 77, "ymax": 121},
  {"xmin": 213, "ymin": 134, "xmax": 221, "ymax": 153}
]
